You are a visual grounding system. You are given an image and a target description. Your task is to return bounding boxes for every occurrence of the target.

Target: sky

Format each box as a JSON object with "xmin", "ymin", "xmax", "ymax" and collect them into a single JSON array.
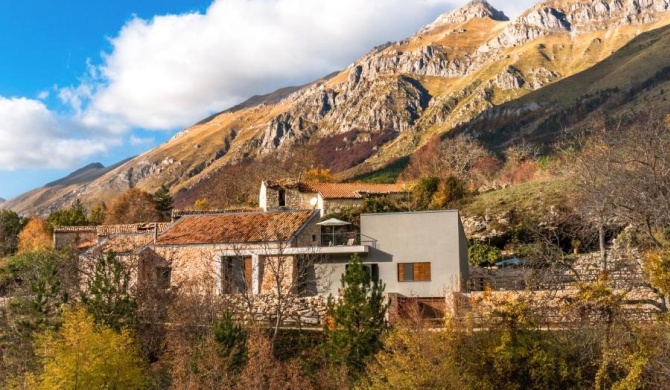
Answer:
[{"xmin": 0, "ymin": 0, "xmax": 537, "ymax": 200}]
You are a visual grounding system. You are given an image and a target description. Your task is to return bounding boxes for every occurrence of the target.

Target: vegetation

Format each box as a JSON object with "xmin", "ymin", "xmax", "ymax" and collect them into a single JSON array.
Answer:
[
  {"xmin": 81, "ymin": 252, "xmax": 137, "ymax": 331},
  {"xmin": 105, "ymin": 188, "xmax": 162, "ymax": 224},
  {"xmin": 0, "ymin": 209, "xmax": 27, "ymax": 257},
  {"xmin": 325, "ymin": 254, "xmax": 388, "ymax": 381},
  {"xmin": 33, "ymin": 306, "xmax": 145, "ymax": 390},
  {"xmin": 153, "ymin": 184, "xmax": 174, "ymax": 221}
]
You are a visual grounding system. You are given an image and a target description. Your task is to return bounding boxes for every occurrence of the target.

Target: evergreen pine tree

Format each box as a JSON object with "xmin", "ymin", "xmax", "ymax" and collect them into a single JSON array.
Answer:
[
  {"xmin": 153, "ymin": 184, "xmax": 173, "ymax": 221},
  {"xmin": 81, "ymin": 252, "xmax": 137, "ymax": 332},
  {"xmin": 213, "ymin": 310, "xmax": 248, "ymax": 372},
  {"xmin": 325, "ymin": 254, "xmax": 388, "ymax": 380}
]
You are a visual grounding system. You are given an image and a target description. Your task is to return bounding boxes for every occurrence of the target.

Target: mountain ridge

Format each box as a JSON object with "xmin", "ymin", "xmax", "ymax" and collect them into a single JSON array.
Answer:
[{"xmin": 6, "ymin": 0, "xmax": 670, "ymax": 215}]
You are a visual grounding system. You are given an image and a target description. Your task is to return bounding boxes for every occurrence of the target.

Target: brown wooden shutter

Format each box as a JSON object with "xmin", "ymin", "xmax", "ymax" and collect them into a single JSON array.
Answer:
[
  {"xmin": 414, "ymin": 262, "xmax": 431, "ymax": 281},
  {"xmin": 244, "ymin": 256, "xmax": 253, "ymax": 291},
  {"xmin": 398, "ymin": 263, "xmax": 405, "ymax": 282}
]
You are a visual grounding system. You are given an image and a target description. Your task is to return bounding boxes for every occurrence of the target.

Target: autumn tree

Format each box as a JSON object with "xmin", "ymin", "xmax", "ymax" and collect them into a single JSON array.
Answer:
[
  {"xmin": 325, "ymin": 254, "xmax": 388, "ymax": 381},
  {"xmin": 17, "ymin": 218, "xmax": 52, "ymax": 254},
  {"xmin": 105, "ymin": 188, "xmax": 162, "ymax": 224},
  {"xmin": 361, "ymin": 316, "xmax": 463, "ymax": 389},
  {"xmin": 403, "ymin": 134, "xmax": 492, "ymax": 183},
  {"xmin": 302, "ymin": 168, "xmax": 335, "ymax": 183},
  {"xmin": 34, "ymin": 306, "xmax": 146, "ymax": 389},
  {"xmin": 193, "ymin": 198, "xmax": 210, "ymax": 211}
]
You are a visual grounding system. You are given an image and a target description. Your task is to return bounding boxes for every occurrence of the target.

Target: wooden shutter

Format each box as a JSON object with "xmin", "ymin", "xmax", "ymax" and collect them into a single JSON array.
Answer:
[
  {"xmin": 244, "ymin": 256, "xmax": 253, "ymax": 291},
  {"xmin": 414, "ymin": 262, "xmax": 431, "ymax": 281}
]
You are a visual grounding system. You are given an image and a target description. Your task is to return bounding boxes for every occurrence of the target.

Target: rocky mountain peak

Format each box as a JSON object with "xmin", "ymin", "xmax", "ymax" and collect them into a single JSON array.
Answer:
[{"xmin": 424, "ymin": 0, "xmax": 509, "ymax": 30}]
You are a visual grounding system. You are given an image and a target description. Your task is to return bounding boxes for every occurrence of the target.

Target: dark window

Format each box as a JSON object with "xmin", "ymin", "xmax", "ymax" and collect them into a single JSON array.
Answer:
[
  {"xmin": 221, "ymin": 256, "xmax": 251, "ymax": 294},
  {"xmin": 346, "ymin": 263, "xmax": 379, "ymax": 283},
  {"xmin": 156, "ymin": 266, "xmax": 171, "ymax": 289},
  {"xmin": 398, "ymin": 262, "xmax": 431, "ymax": 282},
  {"xmin": 278, "ymin": 188, "xmax": 286, "ymax": 208}
]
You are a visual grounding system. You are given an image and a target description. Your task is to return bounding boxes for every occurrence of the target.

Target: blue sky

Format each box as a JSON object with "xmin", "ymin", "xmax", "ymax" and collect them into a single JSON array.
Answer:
[{"xmin": 0, "ymin": 0, "xmax": 534, "ymax": 201}]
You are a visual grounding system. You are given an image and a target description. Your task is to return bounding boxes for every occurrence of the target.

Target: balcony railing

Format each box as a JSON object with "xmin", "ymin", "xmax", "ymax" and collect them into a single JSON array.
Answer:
[{"xmin": 301, "ymin": 233, "xmax": 377, "ymax": 249}]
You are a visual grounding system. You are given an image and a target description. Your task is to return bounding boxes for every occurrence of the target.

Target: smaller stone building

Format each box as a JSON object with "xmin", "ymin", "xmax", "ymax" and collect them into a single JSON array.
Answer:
[{"xmin": 259, "ymin": 180, "xmax": 407, "ymax": 217}]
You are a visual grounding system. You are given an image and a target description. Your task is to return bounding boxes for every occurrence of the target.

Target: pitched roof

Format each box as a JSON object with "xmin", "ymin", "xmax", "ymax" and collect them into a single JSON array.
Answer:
[
  {"xmin": 300, "ymin": 182, "xmax": 406, "ymax": 199},
  {"xmin": 155, "ymin": 210, "xmax": 317, "ymax": 245}
]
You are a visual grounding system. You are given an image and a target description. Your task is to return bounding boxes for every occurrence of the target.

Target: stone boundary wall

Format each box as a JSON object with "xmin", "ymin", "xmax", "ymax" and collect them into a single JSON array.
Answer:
[{"xmin": 221, "ymin": 294, "xmax": 330, "ymax": 327}]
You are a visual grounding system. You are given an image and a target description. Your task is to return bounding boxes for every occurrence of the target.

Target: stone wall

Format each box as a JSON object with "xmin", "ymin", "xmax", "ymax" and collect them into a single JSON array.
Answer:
[
  {"xmin": 220, "ymin": 294, "xmax": 330, "ymax": 326},
  {"xmin": 53, "ymin": 229, "xmax": 97, "ymax": 250}
]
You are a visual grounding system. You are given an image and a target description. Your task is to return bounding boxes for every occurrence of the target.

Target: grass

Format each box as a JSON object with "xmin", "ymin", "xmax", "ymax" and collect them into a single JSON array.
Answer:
[
  {"xmin": 461, "ymin": 178, "xmax": 574, "ymax": 218},
  {"xmin": 349, "ymin": 157, "xmax": 410, "ymax": 184}
]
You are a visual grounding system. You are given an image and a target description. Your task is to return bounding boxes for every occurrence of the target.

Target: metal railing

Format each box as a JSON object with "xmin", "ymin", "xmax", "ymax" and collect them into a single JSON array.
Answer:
[{"xmin": 302, "ymin": 233, "xmax": 377, "ymax": 248}]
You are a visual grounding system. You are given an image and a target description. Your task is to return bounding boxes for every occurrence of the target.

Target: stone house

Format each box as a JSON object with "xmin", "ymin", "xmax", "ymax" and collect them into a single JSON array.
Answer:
[
  {"xmin": 259, "ymin": 180, "xmax": 408, "ymax": 217},
  {"xmin": 54, "ymin": 209, "xmax": 468, "ymax": 323}
]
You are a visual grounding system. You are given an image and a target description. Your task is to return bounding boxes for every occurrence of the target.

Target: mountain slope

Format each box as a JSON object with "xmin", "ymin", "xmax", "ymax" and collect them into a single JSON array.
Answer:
[
  {"xmin": 2, "ymin": 158, "xmax": 133, "ymax": 215},
  {"xmin": 7, "ymin": 0, "xmax": 670, "ymax": 215}
]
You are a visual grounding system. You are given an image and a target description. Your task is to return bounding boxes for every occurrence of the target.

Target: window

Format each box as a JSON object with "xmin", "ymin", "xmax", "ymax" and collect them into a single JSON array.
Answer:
[
  {"xmin": 278, "ymin": 188, "xmax": 286, "ymax": 208},
  {"xmin": 398, "ymin": 262, "xmax": 431, "ymax": 282},
  {"xmin": 156, "ymin": 266, "xmax": 171, "ymax": 289},
  {"xmin": 221, "ymin": 256, "xmax": 252, "ymax": 294},
  {"xmin": 346, "ymin": 263, "xmax": 379, "ymax": 283}
]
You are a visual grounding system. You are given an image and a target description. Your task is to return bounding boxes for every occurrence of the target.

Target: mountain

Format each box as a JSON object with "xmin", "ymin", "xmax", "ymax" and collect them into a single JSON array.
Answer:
[
  {"xmin": 2, "ymin": 158, "xmax": 133, "ymax": 216},
  {"xmin": 6, "ymin": 0, "xmax": 670, "ymax": 215},
  {"xmin": 0, "ymin": 198, "xmax": 5, "ymax": 205}
]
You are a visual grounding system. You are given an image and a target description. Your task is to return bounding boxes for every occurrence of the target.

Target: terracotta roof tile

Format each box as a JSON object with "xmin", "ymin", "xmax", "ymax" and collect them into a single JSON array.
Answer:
[
  {"xmin": 156, "ymin": 210, "xmax": 317, "ymax": 245},
  {"xmin": 300, "ymin": 182, "xmax": 407, "ymax": 199}
]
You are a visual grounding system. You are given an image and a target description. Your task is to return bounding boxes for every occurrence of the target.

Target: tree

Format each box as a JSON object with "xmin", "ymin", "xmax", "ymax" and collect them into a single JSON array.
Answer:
[
  {"xmin": 81, "ymin": 252, "xmax": 137, "ymax": 331},
  {"xmin": 361, "ymin": 317, "xmax": 463, "ymax": 390},
  {"xmin": 324, "ymin": 254, "xmax": 388, "ymax": 380},
  {"xmin": 35, "ymin": 306, "xmax": 145, "ymax": 390},
  {"xmin": 105, "ymin": 188, "xmax": 162, "ymax": 224},
  {"xmin": 403, "ymin": 135, "xmax": 491, "ymax": 183},
  {"xmin": 302, "ymin": 168, "xmax": 335, "ymax": 183},
  {"xmin": 89, "ymin": 202, "xmax": 107, "ymax": 225},
  {"xmin": 153, "ymin": 184, "xmax": 173, "ymax": 222},
  {"xmin": 46, "ymin": 199, "xmax": 89, "ymax": 232},
  {"xmin": 0, "ymin": 210, "xmax": 26, "ymax": 257},
  {"xmin": 468, "ymin": 239, "xmax": 501, "ymax": 266},
  {"xmin": 213, "ymin": 310, "xmax": 248, "ymax": 372},
  {"xmin": 17, "ymin": 218, "xmax": 52, "ymax": 254},
  {"xmin": 193, "ymin": 198, "xmax": 210, "ymax": 211}
]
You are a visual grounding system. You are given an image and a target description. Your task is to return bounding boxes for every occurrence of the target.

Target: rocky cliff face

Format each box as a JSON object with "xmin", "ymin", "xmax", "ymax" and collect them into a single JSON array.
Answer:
[{"xmin": 6, "ymin": 0, "xmax": 670, "ymax": 215}]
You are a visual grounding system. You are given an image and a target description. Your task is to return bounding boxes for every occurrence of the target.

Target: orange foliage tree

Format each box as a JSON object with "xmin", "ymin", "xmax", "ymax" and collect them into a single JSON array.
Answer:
[
  {"xmin": 17, "ymin": 218, "xmax": 52, "ymax": 253},
  {"xmin": 104, "ymin": 188, "xmax": 162, "ymax": 225}
]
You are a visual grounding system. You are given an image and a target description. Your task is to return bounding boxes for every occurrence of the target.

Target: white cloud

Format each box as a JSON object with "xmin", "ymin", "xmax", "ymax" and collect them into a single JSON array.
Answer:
[
  {"xmin": 129, "ymin": 135, "xmax": 154, "ymax": 146},
  {"xmin": 67, "ymin": 0, "xmax": 460, "ymax": 131},
  {"xmin": 0, "ymin": 97, "xmax": 113, "ymax": 170},
  {"xmin": 37, "ymin": 90, "xmax": 50, "ymax": 100}
]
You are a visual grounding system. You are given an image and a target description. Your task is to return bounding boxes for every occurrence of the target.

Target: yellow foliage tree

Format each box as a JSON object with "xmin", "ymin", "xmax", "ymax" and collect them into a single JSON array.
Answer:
[
  {"xmin": 193, "ymin": 198, "xmax": 210, "ymax": 211},
  {"xmin": 302, "ymin": 168, "xmax": 335, "ymax": 183},
  {"xmin": 361, "ymin": 318, "xmax": 463, "ymax": 390},
  {"xmin": 35, "ymin": 306, "xmax": 146, "ymax": 390},
  {"xmin": 17, "ymin": 218, "xmax": 52, "ymax": 254}
]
